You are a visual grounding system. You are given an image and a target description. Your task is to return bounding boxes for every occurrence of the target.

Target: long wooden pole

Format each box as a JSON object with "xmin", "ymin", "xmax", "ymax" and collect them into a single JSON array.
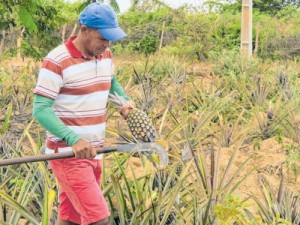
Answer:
[
  {"xmin": 0, "ymin": 147, "xmax": 116, "ymax": 166},
  {"xmin": 0, "ymin": 143, "xmax": 169, "ymax": 167},
  {"xmin": 241, "ymin": 0, "xmax": 253, "ymax": 58}
]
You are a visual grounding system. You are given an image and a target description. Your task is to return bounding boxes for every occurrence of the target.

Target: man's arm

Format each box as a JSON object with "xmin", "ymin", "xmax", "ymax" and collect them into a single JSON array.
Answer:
[
  {"xmin": 33, "ymin": 94, "xmax": 80, "ymax": 145},
  {"xmin": 109, "ymin": 76, "xmax": 130, "ymax": 100},
  {"xmin": 33, "ymin": 94, "xmax": 96, "ymax": 158},
  {"xmin": 109, "ymin": 76, "xmax": 135, "ymax": 119}
]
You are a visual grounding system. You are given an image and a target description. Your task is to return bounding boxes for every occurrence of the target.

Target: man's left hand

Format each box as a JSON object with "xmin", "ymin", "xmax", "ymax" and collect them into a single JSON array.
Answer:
[{"xmin": 118, "ymin": 101, "xmax": 135, "ymax": 119}]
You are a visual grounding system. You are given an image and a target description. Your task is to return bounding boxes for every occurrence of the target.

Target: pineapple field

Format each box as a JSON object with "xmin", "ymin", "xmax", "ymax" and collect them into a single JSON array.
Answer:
[
  {"xmin": 0, "ymin": 52, "xmax": 300, "ymax": 224},
  {"xmin": 1, "ymin": 0, "xmax": 300, "ymax": 224}
]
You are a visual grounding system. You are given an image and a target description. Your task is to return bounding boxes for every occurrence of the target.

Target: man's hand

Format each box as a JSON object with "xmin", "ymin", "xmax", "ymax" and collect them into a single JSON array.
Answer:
[
  {"xmin": 72, "ymin": 139, "xmax": 97, "ymax": 159},
  {"xmin": 118, "ymin": 101, "xmax": 135, "ymax": 119}
]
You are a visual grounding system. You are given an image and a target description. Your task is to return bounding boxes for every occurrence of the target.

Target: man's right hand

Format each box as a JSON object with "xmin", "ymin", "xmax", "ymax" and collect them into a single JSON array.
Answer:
[
  {"xmin": 72, "ymin": 139, "xmax": 97, "ymax": 159},
  {"xmin": 118, "ymin": 101, "xmax": 135, "ymax": 120}
]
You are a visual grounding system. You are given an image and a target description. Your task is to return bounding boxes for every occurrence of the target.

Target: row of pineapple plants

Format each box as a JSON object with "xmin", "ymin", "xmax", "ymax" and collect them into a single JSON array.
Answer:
[{"xmin": 0, "ymin": 51, "xmax": 299, "ymax": 224}]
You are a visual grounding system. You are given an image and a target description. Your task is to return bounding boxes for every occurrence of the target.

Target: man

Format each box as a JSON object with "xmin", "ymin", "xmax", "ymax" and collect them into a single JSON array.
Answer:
[{"xmin": 33, "ymin": 2, "xmax": 133, "ymax": 225}]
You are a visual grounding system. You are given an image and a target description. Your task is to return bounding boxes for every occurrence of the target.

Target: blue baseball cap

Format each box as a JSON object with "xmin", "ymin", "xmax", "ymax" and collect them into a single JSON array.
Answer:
[{"xmin": 79, "ymin": 2, "xmax": 127, "ymax": 42}]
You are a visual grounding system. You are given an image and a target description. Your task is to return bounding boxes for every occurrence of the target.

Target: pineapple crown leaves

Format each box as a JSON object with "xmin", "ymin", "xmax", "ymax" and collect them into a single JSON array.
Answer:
[{"xmin": 108, "ymin": 92, "xmax": 129, "ymax": 107}]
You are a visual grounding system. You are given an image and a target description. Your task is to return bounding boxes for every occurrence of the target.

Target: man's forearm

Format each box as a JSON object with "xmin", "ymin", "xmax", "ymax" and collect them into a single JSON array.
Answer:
[
  {"xmin": 110, "ymin": 76, "xmax": 130, "ymax": 100},
  {"xmin": 32, "ymin": 94, "xmax": 80, "ymax": 146}
]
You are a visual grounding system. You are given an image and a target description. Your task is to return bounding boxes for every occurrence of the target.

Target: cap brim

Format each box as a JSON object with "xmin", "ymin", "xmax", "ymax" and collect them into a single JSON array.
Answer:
[{"xmin": 98, "ymin": 27, "xmax": 127, "ymax": 42}]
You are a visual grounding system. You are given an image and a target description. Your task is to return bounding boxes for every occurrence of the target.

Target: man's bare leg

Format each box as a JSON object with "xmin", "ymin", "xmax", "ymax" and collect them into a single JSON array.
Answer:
[{"xmin": 90, "ymin": 217, "xmax": 109, "ymax": 225}]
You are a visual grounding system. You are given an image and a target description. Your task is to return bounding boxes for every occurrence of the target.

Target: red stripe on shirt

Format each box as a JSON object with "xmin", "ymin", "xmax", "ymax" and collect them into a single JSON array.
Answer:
[
  {"xmin": 61, "ymin": 57, "xmax": 87, "ymax": 69},
  {"xmin": 60, "ymin": 115, "xmax": 106, "ymax": 126},
  {"xmin": 42, "ymin": 59, "xmax": 62, "ymax": 76},
  {"xmin": 60, "ymin": 82, "xmax": 111, "ymax": 95}
]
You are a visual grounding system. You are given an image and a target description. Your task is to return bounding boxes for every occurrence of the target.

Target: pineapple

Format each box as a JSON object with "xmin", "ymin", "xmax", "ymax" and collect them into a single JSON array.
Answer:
[{"xmin": 108, "ymin": 93, "xmax": 156, "ymax": 143}]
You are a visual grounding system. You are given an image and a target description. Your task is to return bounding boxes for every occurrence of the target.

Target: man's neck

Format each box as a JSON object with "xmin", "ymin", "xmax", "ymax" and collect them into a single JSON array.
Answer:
[{"xmin": 72, "ymin": 35, "xmax": 94, "ymax": 59}]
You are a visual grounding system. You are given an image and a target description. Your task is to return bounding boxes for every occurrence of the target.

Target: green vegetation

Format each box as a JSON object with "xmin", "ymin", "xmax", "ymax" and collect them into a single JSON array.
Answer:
[
  {"xmin": 1, "ymin": 0, "xmax": 300, "ymax": 60},
  {"xmin": 0, "ymin": 0, "xmax": 299, "ymax": 224}
]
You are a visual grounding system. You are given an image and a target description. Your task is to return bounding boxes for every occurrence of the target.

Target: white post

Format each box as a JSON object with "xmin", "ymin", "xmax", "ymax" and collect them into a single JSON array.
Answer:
[{"xmin": 241, "ymin": 0, "xmax": 252, "ymax": 58}]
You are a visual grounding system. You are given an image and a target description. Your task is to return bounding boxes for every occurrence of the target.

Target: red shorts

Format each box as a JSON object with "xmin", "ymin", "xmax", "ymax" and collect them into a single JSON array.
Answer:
[{"xmin": 50, "ymin": 158, "xmax": 110, "ymax": 225}]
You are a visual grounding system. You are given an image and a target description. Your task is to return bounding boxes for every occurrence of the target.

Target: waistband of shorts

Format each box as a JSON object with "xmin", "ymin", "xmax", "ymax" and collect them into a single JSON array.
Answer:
[{"xmin": 46, "ymin": 140, "xmax": 69, "ymax": 153}]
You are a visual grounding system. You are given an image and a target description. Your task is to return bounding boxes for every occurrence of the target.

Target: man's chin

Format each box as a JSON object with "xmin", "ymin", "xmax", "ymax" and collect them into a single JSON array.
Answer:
[{"xmin": 95, "ymin": 49, "xmax": 106, "ymax": 55}]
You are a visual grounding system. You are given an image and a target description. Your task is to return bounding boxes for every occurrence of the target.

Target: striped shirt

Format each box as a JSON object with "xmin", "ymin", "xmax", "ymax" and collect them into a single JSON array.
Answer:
[{"xmin": 34, "ymin": 36, "xmax": 113, "ymax": 157}]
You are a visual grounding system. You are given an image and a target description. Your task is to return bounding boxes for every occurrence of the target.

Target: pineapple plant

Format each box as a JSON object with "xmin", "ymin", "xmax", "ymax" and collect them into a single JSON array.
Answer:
[
  {"xmin": 159, "ymin": 209, "xmax": 176, "ymax": 225},
  {"xmin": 109, "ymin": 92, "xmax": 156, "ymax": 143}
]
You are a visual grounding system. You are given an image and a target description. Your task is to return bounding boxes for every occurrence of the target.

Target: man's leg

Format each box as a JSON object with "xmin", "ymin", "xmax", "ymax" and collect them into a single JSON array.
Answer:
[
  {"xmin": 90, "ymin": 217, "xmax": 109, "ymax": 225},
  {"xmin": 51, "ymin": 158, "xmax": 110, "ymax": 225},
  {"xmin": 55, "ymin": 219, "xmax": 79, "ymax": 225}
]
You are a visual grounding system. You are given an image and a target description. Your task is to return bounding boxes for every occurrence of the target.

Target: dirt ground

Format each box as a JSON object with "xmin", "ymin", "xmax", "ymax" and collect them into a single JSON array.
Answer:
[{"xmin": 221, "ymin": 137, "xmax": 299, "ymax": 201}]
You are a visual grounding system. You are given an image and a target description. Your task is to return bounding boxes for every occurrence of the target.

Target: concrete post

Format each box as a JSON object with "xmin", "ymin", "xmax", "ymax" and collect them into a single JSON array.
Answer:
[{"xmin": 241, "ymin": 0, "xmax": 253, "ymax": 57}]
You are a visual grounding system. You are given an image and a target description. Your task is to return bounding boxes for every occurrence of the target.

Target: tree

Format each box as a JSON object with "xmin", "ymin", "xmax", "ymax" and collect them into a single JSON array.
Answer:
[
  {"xmin": 0, "ymin": 0, "xmax": 39, "ymax": 58},
  {"xmin": 0, "ymin": 0, "xmax": 84, "ymax": 60},
  {"xmin": 253, "ymin": 0, "xmax": 300, "ymax": 13},
  {"xmin": 129, "ymin": 0, "xmax": 171, "ymax": 12},
  {"xmin": 220, "ymin": 0, "xmax": 300, "ymax": 15},
  {"xmin": 0, "ymin": 0, "xmax": 38, "ymax": 32}
]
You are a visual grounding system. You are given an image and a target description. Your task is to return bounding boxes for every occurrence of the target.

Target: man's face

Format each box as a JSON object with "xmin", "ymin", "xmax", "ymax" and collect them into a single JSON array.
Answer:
[{"xmin": 82, "ymin": 27, "xmax": 110, "ymax": 56}]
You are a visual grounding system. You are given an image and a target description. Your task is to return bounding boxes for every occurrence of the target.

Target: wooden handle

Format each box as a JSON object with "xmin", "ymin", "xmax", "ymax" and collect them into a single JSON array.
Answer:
[
  {"xmin": 0, "ymin": 143, "xmax": 169, "ymax": 167},
  {"xmin": 0, "ymin": 147, "xmax": 117, "ymax": 167}
]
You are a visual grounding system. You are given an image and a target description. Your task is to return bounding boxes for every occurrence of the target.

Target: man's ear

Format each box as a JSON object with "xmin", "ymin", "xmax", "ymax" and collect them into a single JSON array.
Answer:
[{"xmin": 80, "ymin": 25, "xmax": 89, "ymax": 33}]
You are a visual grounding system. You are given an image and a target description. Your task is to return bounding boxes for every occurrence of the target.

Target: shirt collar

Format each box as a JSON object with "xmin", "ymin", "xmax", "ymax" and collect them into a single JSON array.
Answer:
[{"xmin": 65, "ymin": 35, "xmax": 102, "ymax": 60}]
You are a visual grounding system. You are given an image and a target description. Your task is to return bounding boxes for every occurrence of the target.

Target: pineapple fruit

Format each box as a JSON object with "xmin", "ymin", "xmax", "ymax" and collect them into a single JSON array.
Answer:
[{"xmin": 108, "ymin": 93, "xmax": 156, "ymax": 143}]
